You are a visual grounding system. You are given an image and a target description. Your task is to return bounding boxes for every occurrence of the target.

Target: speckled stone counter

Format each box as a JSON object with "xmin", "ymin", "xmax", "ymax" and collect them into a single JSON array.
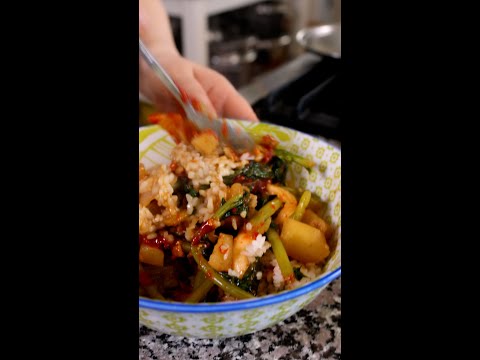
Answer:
[{"xmin": 139, "ymin": 277, "xmax": 341, "ymax": 359}]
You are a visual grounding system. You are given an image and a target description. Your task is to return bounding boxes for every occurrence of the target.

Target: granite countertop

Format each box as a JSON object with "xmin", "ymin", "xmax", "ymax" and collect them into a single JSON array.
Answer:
[{"xmin": 139, "ymin": 277, "xmax": 341, "ymax": 359}]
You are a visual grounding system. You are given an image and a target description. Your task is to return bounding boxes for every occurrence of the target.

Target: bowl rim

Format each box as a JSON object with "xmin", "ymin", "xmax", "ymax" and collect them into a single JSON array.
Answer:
[
  {"xmin": 139, "ymin": 120, "xmax": 341, "ymax": 313},
  {"xmin": 139, "ymin": 267, "xmax": 340, "ymax": 313},
  {"xmin": 139, "ymin": 120, "xmax": 342, "ymax": 153}
]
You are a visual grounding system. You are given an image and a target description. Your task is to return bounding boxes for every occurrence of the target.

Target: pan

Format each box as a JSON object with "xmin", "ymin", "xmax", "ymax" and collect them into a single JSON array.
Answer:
[{"xmin": 296, "ymin": 23, "xmax": 341, "ymax": 59}]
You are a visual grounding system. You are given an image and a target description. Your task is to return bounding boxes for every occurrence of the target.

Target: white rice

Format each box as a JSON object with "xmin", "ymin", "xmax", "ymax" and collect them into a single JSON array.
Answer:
[
  {"xmin": 228, "ymin": 269, "xmax": 240, "ymax": 277},
  {"xmin": 139, "ymin": 143, "xmax": 249, "ymax": 233},
  {"xmin": 185, "ymin": 193, "xmax": 199, "ymax": 215},
  {"xmin": 242, "ymin": 234, "xmax": 271, "ymax": 263},
  {"xmin": 171, "ymin": 143, "xmax": 248, "ymax": 222},
  {"xmin": 138, "ymin": 163, "xmax": 179, "ymax": 235},
  {"xmin": 290, "ymin": 259, "xmax": 325, "ymax": 288},
  {"xmin": 184, "ymin": 216, "xmax": 199, "ymax": 241},
  {"xmin": 240, "ymin": 153, "xmax": 255, "ymax": 161},
  {"xmin": 139, "ymin": 205, "xmax": 156, "ymax": 234},
  {"xmin": 271, "ymin": 258, "xmax": 285, "ymax": 289}
]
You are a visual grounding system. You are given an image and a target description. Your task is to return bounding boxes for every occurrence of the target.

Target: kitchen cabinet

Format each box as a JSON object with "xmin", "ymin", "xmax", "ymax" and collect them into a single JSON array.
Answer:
[{"xmin": 162, "ymin": 0, "xmax": 265, "ymax": 66}]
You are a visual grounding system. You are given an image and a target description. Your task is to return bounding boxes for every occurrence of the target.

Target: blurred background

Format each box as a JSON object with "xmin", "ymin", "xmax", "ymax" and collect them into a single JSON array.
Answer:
[{"xmin": 140, "ymin": 0, "xmax": 341, "ymax": 143}]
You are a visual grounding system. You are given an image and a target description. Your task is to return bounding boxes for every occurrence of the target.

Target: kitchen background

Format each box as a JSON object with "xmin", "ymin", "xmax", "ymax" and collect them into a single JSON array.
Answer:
[{"xmin": 140, "ymin": 0, "xmax": 341, "ymax": 143}]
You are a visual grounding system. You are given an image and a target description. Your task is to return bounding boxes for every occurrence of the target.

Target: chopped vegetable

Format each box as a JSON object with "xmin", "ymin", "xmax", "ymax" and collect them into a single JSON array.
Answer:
[
  {"xmin": 223, "ymin": 161, "xmax": 274, "ymax": 185},
  {"xmin": 227, "ymin": 183, "xmax": 245, "ymax": 200},
  {"xmin": 301, "ymin": 209, "xmax": 333, "ymax": 239},
  {"xmin": 293, "ymin": 267, "xmax": 305, "ymax": 281},
  {"xmin": 174, "ymin": 176, "xmax": 199, "ymax": 197},
  {"xmin": 139, "ymin": 244, "xmax": 165, "ymax": 266},
  {"xmin": 191, "ymin": 131, "xmax": 219, "ymax": 156},
  {"xmin": 180, "ymin": 240, "xmax": 191, "ymax": 253},
  {"xmin": 271, "ymin": 156, "xmax": 287, "ymax": 183},
  {"xmin": 231, "ymin": 231, "xmax": 256, "ymax": 278},
  {"xmin": 280, "ymin": 218, "xmax": 330, "ymax": 263},
  {"xmin": 144, "ymin": 284, "xmax": 166, "ymax": 300},
  {"xmin": 189, "ymin": 191, "xmax": 258, "ymax": 299},
  {"xmin": 139, "ymin": 122, "xmax": 338, "ymax": 304},
  {"xmin": 220, "ymin": 260, "xmax": 262, "ymax": 296},
  {"xmin": 291, "ymin": 190, "xmax": 312, "ymax": 221},
  {"xmin": 248, "ymin": 197, "xmax": 283, "ymax": 231},
  {"xmin": 215, "ymin": 192, "xmax": 248, "ymax": 220},
  {"xmin": 256, "ymin": 217, "xmax": 272, "ymax": 234},
  {"xmin": 208, "ymin": 233, "xmax": 234, "ymax": 272},
  {"xmin": 274, "ymin": 148, "xmax": 315, "ymax": 172},
  {"xmin": 190, "ymin": 244, "xmax": 254, "ymax": 300},
  {"xmin": 220, "ymin": 191, "xmax": 250, "ymax": 219},
  {"xmin": 193, "ymin": 269, "xmax": 208, "ymax": 290},
  {"xmin": 185, "ymin": 274, "xmax": 214, "ymax": 303},
  {"xmin": 240, "ymin": 161, "xmax": 273, "ymax": 179},
  {"xmin": 266, "ymin": 228, "xmax": 294, "ymax": 283},
  {"xmin": 223, "ymin": 156, "xmax": 286, "ymax": 186},
  {"xmin": 266, "ymin": 184, "xmax": 297, "ymax": 226}
]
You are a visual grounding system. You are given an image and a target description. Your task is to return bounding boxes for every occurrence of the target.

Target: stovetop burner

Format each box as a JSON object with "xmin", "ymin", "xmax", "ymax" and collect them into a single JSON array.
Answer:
[{"xmin": 252, "ymin": 56, "xmax": 341, "ymax": 141}]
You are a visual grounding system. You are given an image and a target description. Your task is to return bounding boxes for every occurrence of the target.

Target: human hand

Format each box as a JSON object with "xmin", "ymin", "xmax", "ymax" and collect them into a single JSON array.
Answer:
[{"xmin": 139, "ymin": 47, "xmax": 259, "ymax": 122}]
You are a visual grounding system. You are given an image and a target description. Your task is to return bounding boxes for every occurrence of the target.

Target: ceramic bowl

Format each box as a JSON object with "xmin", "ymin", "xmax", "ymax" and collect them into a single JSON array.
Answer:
[{"xmin": 139, "ymin": 120, "xmax": 341, "ymax": 338}]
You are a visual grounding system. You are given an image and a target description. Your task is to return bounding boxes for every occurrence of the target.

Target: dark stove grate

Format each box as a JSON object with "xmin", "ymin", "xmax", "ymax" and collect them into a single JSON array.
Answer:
[{"xmin": 252, "ymin": 57, "xmax": 341, "ymax": 141}]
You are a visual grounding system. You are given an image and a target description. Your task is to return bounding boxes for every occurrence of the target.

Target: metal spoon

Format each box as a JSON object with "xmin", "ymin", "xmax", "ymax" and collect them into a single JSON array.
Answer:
[{"xmin": 139, "ymin": 38, "xmax": 255, "ymax": 153}]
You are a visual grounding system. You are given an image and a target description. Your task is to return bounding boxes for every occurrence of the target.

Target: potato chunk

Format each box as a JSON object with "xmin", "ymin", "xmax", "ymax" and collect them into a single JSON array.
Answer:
[
  {"xmin": 208, "ymin": 233, "xmax": 234, "ymax": 272},
  {"xmin": 191, "ymin": 131, "xmax": 219, "ymax": 155},
  {"xmin": 139, "ymin": 244, "xmax": 165, "ymax": 266},
  {"xmin": 301, "ymin": 209, "xmax": 333, "ymax": 240},
  {"xmin": 227, "ymin": 183, "xmax": 244, "ymax": 200},
  {"xmin": 280, "ymin": 218, "xmax": 330, "ymax": 263}
]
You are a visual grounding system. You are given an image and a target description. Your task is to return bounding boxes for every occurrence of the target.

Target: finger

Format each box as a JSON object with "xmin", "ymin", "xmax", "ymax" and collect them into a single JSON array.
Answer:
[
  {"xmin": 193, "ymin": 65, "xmax": 259, "ymax": 122},
  {"xmin": 139, "ymin": 57, "xmax": 182, "ymax": 113},
  {"xmin": 140, "ymin": 57, "xmax": 217, "ymax": 118},
  {"xmin": 146, "ymin": 83, "xmax": 181, "ymax": 114},
  {"xmin": 219, "ymin": 89, "xmax": 259, "ymax": 122},
  {"xmin": 169, "ymin": 69, "xmax": 218, "ymax": 119}
]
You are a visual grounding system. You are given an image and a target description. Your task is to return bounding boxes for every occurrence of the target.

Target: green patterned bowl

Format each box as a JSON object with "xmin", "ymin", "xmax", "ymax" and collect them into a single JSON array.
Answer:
[{"xmin": 139, "ymin": 120, "xmax": 341, "ymax": 339}]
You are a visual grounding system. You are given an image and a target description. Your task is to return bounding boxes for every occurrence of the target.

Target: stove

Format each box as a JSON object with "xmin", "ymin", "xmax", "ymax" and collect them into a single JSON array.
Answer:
[{"xmin": 239, "ymin": 53, "xmax": 341, "ymax": 145}]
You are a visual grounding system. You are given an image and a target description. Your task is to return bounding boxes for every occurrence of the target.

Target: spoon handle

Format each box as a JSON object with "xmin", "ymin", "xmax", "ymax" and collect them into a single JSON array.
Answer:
[{"xmin": 139, "ymin": 38, "xmax": 183, "ymax": 104}]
